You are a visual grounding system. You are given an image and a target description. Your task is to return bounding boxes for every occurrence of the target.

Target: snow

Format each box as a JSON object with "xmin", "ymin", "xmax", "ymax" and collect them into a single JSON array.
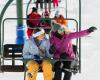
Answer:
[{"xmin": 0, "ymin": 0, "xmax": 100, "ymax": 80}]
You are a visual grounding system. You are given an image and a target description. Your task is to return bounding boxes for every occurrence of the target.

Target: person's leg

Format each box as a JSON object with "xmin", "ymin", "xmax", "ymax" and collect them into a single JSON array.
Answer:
[
  {"xmin": 42, "ymin": 60, "xmax": 53, "ymax": 80},
  {"xmin": 36, "ymin": 0, "xmax": 39, "ymax": 8},
  {"xmin": 40, "ymin": 0, "xmax": 43, "ymax": 9},
  {"xmin": 53, "ymin": 0, "xmax": 56, "ymax": 7},
  {"xmin": 56, "ymin": 0, "xmax": 59, "ymax": 7},
  {"xmin": 44, "ymin": 2, "xmax": 47, "ymax": 11},
  {"xmin": 53, "ymin": 61, "xmax": 62, "ymax": 80},
  {"xmin": 48, "ymin": 1, "xmax": 51, "ymax": 12},
  {"xmin": 63, "ymin": 71, "xmax": 72, "ymax": 80},
  {"xmin": 63, "ymin": 61, "xmax": 72, "ymax": 80},
  {"xmin": 26, "ymin": 60, "xmax": 39, "ymax": 80}
]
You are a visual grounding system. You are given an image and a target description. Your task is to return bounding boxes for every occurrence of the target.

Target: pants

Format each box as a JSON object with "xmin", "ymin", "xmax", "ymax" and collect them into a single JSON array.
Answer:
[
  {"xmin": 44, "ymin": 0, "xmax": 51, "ymax": 11},
  {"xmin": 36, "ymin": 0, "xmax": 43, "ymax": 9},
  {"xmin": 26, "ymin": 60, "xmax": 53, "ymax": 80},
  {"xmin": 54, "ymin": 61, "xmax": 72, "ymax": 80}
]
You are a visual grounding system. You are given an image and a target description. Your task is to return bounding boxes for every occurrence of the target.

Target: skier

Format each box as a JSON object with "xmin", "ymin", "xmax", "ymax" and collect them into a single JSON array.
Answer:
[
  {"xmin": 50, "ymin": 21, "xmax": 97, "ymax": 80},
  {"xmin": 23, "ymin": 28, "xmax": 53, "ymax": 80},
  {"xmin": 26, "ymin": 7, "xmax": 41, "ymax": 38},
  {"xmin": 41, "ymin": 10, "xmax": 51, "ymax": 34}
]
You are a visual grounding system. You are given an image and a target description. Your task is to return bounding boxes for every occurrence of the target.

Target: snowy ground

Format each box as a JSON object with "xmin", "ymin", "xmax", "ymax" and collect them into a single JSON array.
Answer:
[{"xmin": 0, "ymin": 0, "xmax": 100, "ymax": 80}]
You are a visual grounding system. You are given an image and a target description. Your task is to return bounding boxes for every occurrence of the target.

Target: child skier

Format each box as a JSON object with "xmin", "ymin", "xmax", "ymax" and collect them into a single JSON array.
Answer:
[
  {"xmin": 23, "ymin": 28, "xmax": 53, "ymax": 80},
  {"xmin": 26, "ymin": 7, "xmax": 41, "ymax": 38},
  {"xmin": 50, "ymin": 21, "xmax": 97, "ymax": 80}
]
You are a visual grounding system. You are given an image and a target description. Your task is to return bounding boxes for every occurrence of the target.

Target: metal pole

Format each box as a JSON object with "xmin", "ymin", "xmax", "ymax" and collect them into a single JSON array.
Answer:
[
  {"xmin": 16, "ymin": 0, "xmax": 23, "ymax": 25},
  {"xmin": 66, "ymin": 0, "xmax": 67, "ymax": 18},
  {"xmin": 16, "ymin": 0, "xmax": 25, "ymax": 44},
  {"xmin": 79, "ymin": 0, "xmax": 81, "ymax": 73}
]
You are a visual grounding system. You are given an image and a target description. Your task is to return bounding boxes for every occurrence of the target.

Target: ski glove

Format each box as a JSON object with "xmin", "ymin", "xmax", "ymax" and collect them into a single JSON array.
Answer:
[
  {"xmin": 88, "ymin": 26, "xmax": 97, "ymax": 33},
  {"xmin": 60, "ymin": 53, "xmax": 69, "ymax": 59},
  {"xmin": 49, "ymin": 45, "xmax": 56, "ymax": 54},
  {"xmin": 34, "ymin": 55, "xmax": 41, "ymax": 59}
]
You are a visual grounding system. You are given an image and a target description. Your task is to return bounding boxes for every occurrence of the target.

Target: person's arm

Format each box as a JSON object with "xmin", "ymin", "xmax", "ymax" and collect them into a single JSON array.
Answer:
[
  {"xmin": 45, "ymin": 40, "xmax": 53, "ymax": 58},
  {"xmin": 23, "ymin": 40, "xmax": 34, "ymax": 59},
  {"xmin": 49, "ymin": 32, "xmax": 56, "ymax": 54},
  {"xmin": 68, "ymin": 30, "xmax": 89, "ymax": 39},
  {"xmin": 68, "ymin": 27, "xmax": 97, "ymax": 39}
]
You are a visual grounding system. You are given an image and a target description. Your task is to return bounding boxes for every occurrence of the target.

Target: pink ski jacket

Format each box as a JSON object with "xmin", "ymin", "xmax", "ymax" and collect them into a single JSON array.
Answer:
[{"xmin": 50, "ymin": 30, "xmax": 90, "ymax": 59}]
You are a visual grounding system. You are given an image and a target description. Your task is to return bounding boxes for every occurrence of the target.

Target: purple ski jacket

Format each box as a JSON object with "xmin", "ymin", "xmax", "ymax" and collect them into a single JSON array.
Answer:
[{"xmin": 50, "ymin": 30, "xmax": 90, "ymax": 59}]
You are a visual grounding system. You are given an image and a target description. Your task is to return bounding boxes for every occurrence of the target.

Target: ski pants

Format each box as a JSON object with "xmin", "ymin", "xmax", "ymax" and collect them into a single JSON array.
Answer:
[
  {"xmin": 53, "ymin": 61, "xmax": 72, "ymax": 80},
  {"xmin": 26, "ymin": 60, "xmax": 53, "ymax": 80}
]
